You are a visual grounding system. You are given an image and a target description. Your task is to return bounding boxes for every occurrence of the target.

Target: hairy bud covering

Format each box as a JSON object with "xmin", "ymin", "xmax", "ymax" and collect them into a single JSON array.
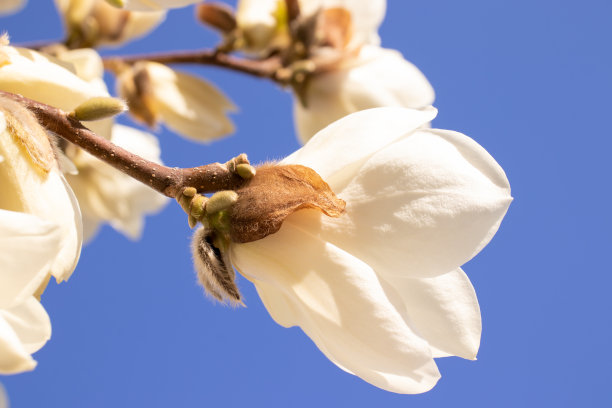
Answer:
[{"xmin": 228, "ymin": 163, "xmax": 346, "ymax": 243}]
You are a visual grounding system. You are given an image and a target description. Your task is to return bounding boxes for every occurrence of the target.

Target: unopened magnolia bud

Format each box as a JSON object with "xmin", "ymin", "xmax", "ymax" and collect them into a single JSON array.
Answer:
[
  {"xmin": 206, "ymin": 190, "xmax": 238, "ymax": 215},
  {"xmin": 70, "ymin": 97, "xmax": 127, "ymax": 121},
  {"xmin": 197, "ymin": 3, "xmax": 237, "ymax": 34},
  {"xmin": 235, "ymin": 163, "xmax": 256, "ymax": 179},
  {"xmin": 191, "ymin": 226, "xmax": 243, "ymax": 305}
]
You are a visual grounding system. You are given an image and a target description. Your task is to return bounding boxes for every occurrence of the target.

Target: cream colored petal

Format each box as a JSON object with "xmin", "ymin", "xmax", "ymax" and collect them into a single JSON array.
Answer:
[
  {"xmin": 67, "ymin": 124, "xmax": 167, "ymax": 240},
  {"xmin": 0, "ymin": 0, "xmax": 25, "ymax": 15},
  {"xmin": 0, "ymin": 382, "xmax": 8, "ymax": 408},
  {"xmin": 0, "ymin": 211, "xmax": 61, "ymax": 309},
  {"xmin": 286, "ymin": 106, "xmax": 436, "ymax": 180},
  {"xmin": 383, "ymin": 268, "xmax": 481, "ymax": 360},
  {"xmin": 115, "ymin": 10, "xmax": 165, "ymax": 45},
  {"xmin": 295, "ymin": 46, "xmax": 434, "ymax": 142},
  {"xmin": 145, "ymin": 63, "xmax": 235, "ymax": 141},
  {"xmin": 0, "ymin": 313, "xmax": 36, "ymax": 374},
  {"xmin": 0, "ymin": 112, "xmax": 83, "ymax": 282},
  {"xmin": 117, "ymin": 0, "xmax": 200, "ymax": 11},
  {"xmin": 1, "ymin": 297, "xmax": 51, "ymax": 354},
  {"xmin": 287, "ymin": 126, "xmax": 511, "ymax": 278},
  {"xmin": 0, "ymin": 46, "xmax": 113, "ymax": 140},
  {"xmin": 232, "ymin": 221, "xmax": 440, "ymax": 394},
  {"xmin": 54, "ymin": 48, "xmax": 104, "ymax": 82}
]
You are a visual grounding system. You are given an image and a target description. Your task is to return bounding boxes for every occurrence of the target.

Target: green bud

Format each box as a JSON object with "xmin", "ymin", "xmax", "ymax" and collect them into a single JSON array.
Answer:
[
  {"xmin": 70, "ymin": 97, "xmax": 126, "ymax": 121},
  {"xmin": 206, "ymin": 190, "xmax": 238, "ymax": 215},
  {"xmin": 190, "ymin": 194, "xmax": 208, "ymax": 220},
  {"xmin": 235, "ymin": 163, "xmax": 256, "ymax": 180}
]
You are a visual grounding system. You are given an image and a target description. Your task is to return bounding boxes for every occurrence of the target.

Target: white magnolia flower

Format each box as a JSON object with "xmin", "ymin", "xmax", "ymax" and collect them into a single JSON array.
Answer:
[
  {"xmin": 231, "ymin": 107, "xmax": 511, "ymax": 393},
  {"xmin": 236, "ymin": 0, "xmax": 385, "ymax": 52},
  {"xmin": 295, "ymin": 45, "xmax": 434, "ymax": 142},
  {"xmin": 117, "ymin": 61, "xmax": 236, "ymax": 142},
  {"xmin": 66, "ymin": 124, "xmax": 168, "ymax": 241},
  {"xmin": 55, "ymin": 0, "xmax": 165, "ymax": 48},
  {"xmin": 0, "ymin": 105, "xmax": 82, "ymax": 373},
  {"xmin": 0, "ymin": 0, "xmax": 24, "ymax": 15},
  {"xmin": 105, "ymin": 0, "xmax": 199, "ymax": 12}
]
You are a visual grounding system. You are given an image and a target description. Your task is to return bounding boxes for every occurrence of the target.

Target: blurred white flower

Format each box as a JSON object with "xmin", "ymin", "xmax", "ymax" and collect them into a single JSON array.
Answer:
[
  {"xmin": 231, "ymin": 107, "xmax": 511, "ymax": 393},
  {"xmin": 235, "ymin": 0, "xmax": 385, "ymax": 52},
  {"xmin": 66, "ymin": 124, "xmax": 168, "ymax": 241},
  {"xmin": 117, "ymin": 61, "xmax": 236, "ymax": 142},
  {"xmin": 0, "ymin": 43, "xmax": 113, "ymax": 140},
  {"xmin": 55, "ymin": 0, "xmax": 165, "ymax": 48},
  {"xmin": 0, "ymin": 103, "xmax": 82, "ymax": 373},
  {"xmin": 295, "ymin": 45, "xmax": 434, "ymax": 142},
  {"xmin": 106, "ymin": 0, "xmax": 199, "ymax": 12},
  {"xmin": 0, "ymin": 0, "xmax": 24, "ymax": 15}
]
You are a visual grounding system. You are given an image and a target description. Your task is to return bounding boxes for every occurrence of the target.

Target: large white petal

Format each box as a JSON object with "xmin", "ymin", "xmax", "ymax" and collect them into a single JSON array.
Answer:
[
  {"xmin": 0, "ymin": 296, "xmax": 51, "ymax": 354},
  {"xmin": 0, "ymin": 211, "xmax": 61, "ymax": 309},
  {"xmin": 286, "ymin": 106, "xmax": 436, "ymax": 180},
  {"xmin": 287, "ymin": 126, "xmax": 511, "ymax": 278},
  {"xmin": 232, "ymin": 221, "xmax": 440, "ymax": 394},
  {"xmin": 0, "ymin": 313, "xmax": 36, "ymax": 374},
  {"xmin": 383, "ymin": 268, "xmax": 481, "ymax": 360}
]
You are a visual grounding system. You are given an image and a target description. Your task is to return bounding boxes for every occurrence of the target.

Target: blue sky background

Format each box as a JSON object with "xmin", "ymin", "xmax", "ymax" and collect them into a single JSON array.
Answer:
[{"xmin": 2, "ymin": 0, "xmax": 611, "ymax": 406}]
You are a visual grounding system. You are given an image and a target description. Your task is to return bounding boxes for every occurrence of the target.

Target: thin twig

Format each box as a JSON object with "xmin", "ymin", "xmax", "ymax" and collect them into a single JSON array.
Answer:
[
  {"xmin": 103, "ymin": 49, "xmax": 283, "ymax": 82},
  {"xmin": 0, "ymin": 91, "xmax": 247, "ymax": 198}
]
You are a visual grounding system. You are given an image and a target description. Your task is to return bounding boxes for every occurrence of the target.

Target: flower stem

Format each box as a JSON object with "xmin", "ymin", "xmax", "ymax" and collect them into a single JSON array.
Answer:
[
  {"xmin": 103, "ymin": 50, "xmax": 283, "ymax": 82},
  {"xmin": 0, "ymin": 91, "xmax": 247, "ymax": 198}
]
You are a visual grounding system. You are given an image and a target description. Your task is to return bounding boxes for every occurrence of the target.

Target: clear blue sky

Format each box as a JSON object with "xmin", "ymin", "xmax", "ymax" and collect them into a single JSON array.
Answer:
[{"xmin": 2, "ymin": 0, "xmax": 611, "ymax": 406}]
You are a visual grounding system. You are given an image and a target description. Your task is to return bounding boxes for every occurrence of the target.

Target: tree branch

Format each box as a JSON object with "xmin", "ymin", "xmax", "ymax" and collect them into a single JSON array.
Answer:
[
  {"xmin": 103, "ymin": 49, "xmax": 283, "ymax": 82},
  {"xmin": 0, "ymin": 91, "xmax": 247, "ymax": 198}
]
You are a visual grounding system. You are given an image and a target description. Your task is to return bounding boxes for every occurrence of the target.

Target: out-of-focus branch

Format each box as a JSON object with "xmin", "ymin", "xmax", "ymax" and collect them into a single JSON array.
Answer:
[
  {"xmin": 103, "ymin": 50, "xmax": 284, "ymax": 82},
  {"xmin": 0, "ymin": 91, "xmax": 248, "ymax": 198}
]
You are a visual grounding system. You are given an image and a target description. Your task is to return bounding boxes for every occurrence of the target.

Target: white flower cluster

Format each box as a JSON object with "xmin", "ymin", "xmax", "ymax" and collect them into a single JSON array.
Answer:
[{"xmin": 0, "ymin": 0, "xmax": 512, "ymax": 397}]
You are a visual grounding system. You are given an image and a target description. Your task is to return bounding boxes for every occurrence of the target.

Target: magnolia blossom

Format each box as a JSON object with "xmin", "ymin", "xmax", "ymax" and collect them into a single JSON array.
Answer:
[
  {"xmin": 0, "ymin": 105, "xmax": 82, "ymax": 372},
  {"xmin": 0, "ymin": 43, "xmax": 113, "ymax": 140},
  {"xmin": 106, "ymin": 0, "xmax": 199, "ymax": 11},
  {"xmin": 236, "ymin": 0, "xmax": 385, "ymax": 52},
  {"xmin": 231, "ymin": 107, "xmax": 511, "ymax": 393},
  {"xmin": 117, "ymin": 61, "xmax": 236, "ymax": 142},
  {"xmin": 295, "ymin": 45, "xmax": 434, "ymax": 142},
  {"xmin": 66, "ymin": 124, "xmax": 168, "ymax": 240},
  {"xmin": 55, "ymin": 0, "xmax": 165, "ymax": 48}
]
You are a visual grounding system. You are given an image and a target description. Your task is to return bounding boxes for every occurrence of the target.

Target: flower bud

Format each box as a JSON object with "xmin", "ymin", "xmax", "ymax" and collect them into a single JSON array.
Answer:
[
  {"xmin": 196, "ymin": 3, "xmax": 237, "ymax": 34},
  {"xmin": 70, "ymin": 96, "xmax": 127, "ymax": 121}
]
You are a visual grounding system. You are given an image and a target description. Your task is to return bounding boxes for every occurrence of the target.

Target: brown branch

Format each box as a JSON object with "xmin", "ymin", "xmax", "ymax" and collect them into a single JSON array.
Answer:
[
  {"xmin": 103, "ymin": 49, "xmax": 283, "ymax": 82},
  {"xmin": 0, "ymin": 91, "xmax": 247, "ymax": 198}
]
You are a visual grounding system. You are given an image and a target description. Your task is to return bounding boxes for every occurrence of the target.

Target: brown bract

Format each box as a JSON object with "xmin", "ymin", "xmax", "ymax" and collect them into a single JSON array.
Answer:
[{"xmin": 229, "ymin": 163, "xmax": 346, "ymax": 243}]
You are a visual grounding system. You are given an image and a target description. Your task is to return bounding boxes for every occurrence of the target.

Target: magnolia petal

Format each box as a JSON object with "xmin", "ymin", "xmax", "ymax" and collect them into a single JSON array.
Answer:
[
  {"xmin": 0, "ymin": 45, "xmax": 113, "ymax": 139},
  {"xmin": 1, "ymin": 297, "xmax": 51, "ymax": 354},
  {"xmin": 232, "ymin": 222, "xmax": 440, "ymax": 394},
  {"xmin": 286, "ymin": 124, "xmax": 511, "ymax": 278},
  {"xmin": 285, "ymin": 106, "xmax": 436, "ymax": 181},
  {"xmin": 0, "ymin": 313, "xmax": 36, "ymax": 374},
  {"xmin": 236, "ymin": 0, "xmax": 282, "ymax": 51},
  {"xmin": 384, "ymin": 268, "xmax": 481, "ymax": 360},
  {"xmin": 0, "ymin": 112, "xmax": 82, "ymax": 282},
  {"xmin": 117, "ymin": 0, "xmax": 200, "ymax": 11},
  {"xmin": 0, "ymin": 211, "xmax": 62, "ymax": 309},
  {"xmin": 295, "ymin": 46, "xmax": 435, "ymax": 142}
]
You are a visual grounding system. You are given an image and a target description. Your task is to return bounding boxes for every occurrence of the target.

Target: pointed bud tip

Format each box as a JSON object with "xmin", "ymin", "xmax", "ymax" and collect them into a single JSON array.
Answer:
[{"xmin": 70, "ymin": 97, "xmax": 127, "ymax": 121}]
